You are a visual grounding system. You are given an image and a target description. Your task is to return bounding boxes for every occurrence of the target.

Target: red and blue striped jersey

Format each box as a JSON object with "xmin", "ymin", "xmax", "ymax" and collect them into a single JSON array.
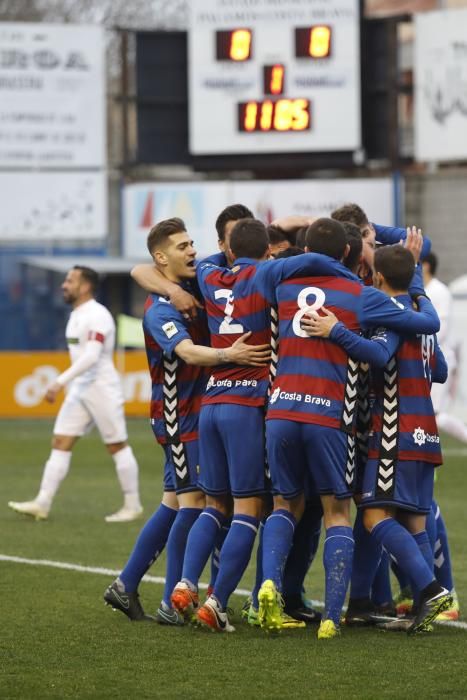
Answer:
[
  {"xmin": 143, "ymin": 291, "xmax": 209, "ymax": 444},
  {"xmin": 196, "ymin": 253, "xmax": 357, "ymax": 407},
  {"xmin": 266, "ymin": 274, "xmax": 441, "ymax": 431},
  {"xmin": 366, "ymin": 295, "xmax": 447, "ymax": 465},
  {"xmin": 196, "ymin": 258, "xmax": 275, "ymax": 406}
]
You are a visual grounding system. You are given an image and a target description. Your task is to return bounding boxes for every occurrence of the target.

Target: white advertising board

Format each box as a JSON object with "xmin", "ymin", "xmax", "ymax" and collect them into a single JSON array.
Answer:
[
  {"xmin": 0, "ymin": 172, "xmax": 107, "ymax": 240},
  {"xmin": 0, "ymin": 23, "xmax": 106, "ymax": 168},
  {"xmin": 415, "ymin": 8, "xmax": 467, "ymax": 162},
  {"xmin": 123, "ymin": 178, "xmax": 393, "ymax": 259},
  {"xmin": 188, "ymin": 0, "xmax": 361, "ymax": 155}
]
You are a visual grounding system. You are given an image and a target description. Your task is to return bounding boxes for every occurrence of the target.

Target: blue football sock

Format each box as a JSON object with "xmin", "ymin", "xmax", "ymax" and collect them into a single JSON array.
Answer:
[
  {"xmin": 391, "ymin": 561, "xmax": 410, "ymax": 593},
  {"xmin": 213, "ymin": 514, "xmax": 259, "ymax": 610},
  {"xmin": 323, "ymin": 526, "xmax": 354, "ymax": 625},
  {"xmin": 434, "ymin": 503, "xmax": 454, "ymax": 591},
  {"xmin": 262, "ymin": 509, "xmax": 296, "ymax": 591},
  {"xmin": 209, "ymin": 518, "xmax": 231, "ymax": 589},
  {"xmin": 283, "ymin": 499, "xmax": 321, "ymax": 600},
  {"xmin": 181, "ymin": 507, "xmax": 226, "ymax": 588},
  {"xmin": 426, "ymin": 505, "xmax": 437, "ymax": 551},
  {"xmin": 162, "ymin": 507, "xmax": 202, "ymax": 607},
  {"xmin": 349, "ymin": 510, "xmax": 381, "ymax": 600},
  {"xmin": 120, "ymin": 502, "xmax": 177, "ymax": 593},
  {"xmin": 412, "ymin": 529, "xmax": 434, "ymax": 605},
  {"xmin": 251, "ymin": 520, "xmax": 265, "ymax": 609},
  {"xmin": 371, "ymin": 551, "xmax": 393, "ymax": 606},
  {"xmin": 371, "ymin": 519, "xmax": 434, "ymax": 593}
]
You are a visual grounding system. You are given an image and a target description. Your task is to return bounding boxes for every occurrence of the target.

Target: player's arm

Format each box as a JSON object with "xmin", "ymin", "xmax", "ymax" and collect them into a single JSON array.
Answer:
[
  {"xmin": 131, "ymin": 264, "xmax": 202, "ymax": 319},
  {"xmin": 373, "ymin": 222, "xmax": 431, "ymax": 259},
  {"xmin": 359, "ymin": 286, "xmax": 440, "ymax": 335},
  {"xmin": 174, "ymin": 333, "xmax": 270, "ymax": 367},
  {"xmin": 45, "ymin": 336, "xmax": 104, "ymax": 403},
  {"xmin": 301, "ymin": 308, "xmax": 398, "ymax": 367},
  {"xmin": 270, "ymin": 215, "xmax": 316, "ymax": 232},
  {"xmin": 255, "ymin": 253, "xmax": 349, "ymax": 304}
]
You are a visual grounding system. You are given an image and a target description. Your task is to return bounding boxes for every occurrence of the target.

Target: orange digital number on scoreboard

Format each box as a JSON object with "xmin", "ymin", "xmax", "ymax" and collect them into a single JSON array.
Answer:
[
  {"xmin": 295, "ymin": 26, "xmax": 332, "ymax": 59},
  {"xmin": 216, "ymin": 29, "xmax": 252, "ymax": 61},
  {"xmin": 238, "ymin": 99, "xmax": 311, "ymax": 132}
]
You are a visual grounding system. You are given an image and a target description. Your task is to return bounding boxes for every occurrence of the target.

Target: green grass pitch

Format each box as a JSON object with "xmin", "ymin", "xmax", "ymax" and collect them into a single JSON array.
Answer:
[{"xmin": 1, "ymin": 418, "xmax": 466, "ymax": 699}]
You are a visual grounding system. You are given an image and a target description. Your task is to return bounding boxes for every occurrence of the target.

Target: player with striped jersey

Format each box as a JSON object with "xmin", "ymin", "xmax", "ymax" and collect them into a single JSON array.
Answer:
[
  {"xmin": 258, "ymin": 219, "xmax": 441, "ymax": 639},
  {"xmin": 104, "ymin": 218, "xmax": 269, "ymax": 624},
  {"xmin": 305, "ymin": 243, "xmax": 452, "ymax": 634}
]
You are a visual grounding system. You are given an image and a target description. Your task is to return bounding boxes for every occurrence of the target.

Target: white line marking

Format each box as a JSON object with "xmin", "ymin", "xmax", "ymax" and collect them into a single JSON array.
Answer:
[
  {"xmin": 0, "ymin": 553, "xmax": 464, "ymax": 630},
  {"xmin": 443, "ymin": 448, "xmax": 467, "ymax": 457}
]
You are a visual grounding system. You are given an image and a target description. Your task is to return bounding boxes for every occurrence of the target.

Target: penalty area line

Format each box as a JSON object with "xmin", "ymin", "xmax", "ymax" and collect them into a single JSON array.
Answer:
[{"xmin": 1, "ymin": 553, "xmax": 465, "ymax": 631}]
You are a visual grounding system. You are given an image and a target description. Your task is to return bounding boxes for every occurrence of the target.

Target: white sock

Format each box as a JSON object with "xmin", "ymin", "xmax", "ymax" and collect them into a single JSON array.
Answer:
[
  {"xmin": 112, "ymin": 446, "xmax": 141, "ymax": 509},
  {"xmin": 437, "ymin": 413, "xmax": 467, "ymax": 444},
  {"xmin": 37, "ymin": 449, "xmax": 72, "ymax": 509}
]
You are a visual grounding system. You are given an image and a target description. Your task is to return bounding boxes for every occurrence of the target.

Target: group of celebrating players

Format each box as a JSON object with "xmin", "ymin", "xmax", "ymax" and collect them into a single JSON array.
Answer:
[{"xmin": 101, "ymin": 200, "xmax": 459, "ymax": 639}]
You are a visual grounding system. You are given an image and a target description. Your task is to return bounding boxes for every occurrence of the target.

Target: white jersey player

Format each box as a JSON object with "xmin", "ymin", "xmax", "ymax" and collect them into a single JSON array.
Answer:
[
  {"xmin": 423, "ymin": 253, "xmax": 467, "ymax": 444},
  {"xmin": 8, "ymin": 265, "xmax": 143, "ymax": 522}
]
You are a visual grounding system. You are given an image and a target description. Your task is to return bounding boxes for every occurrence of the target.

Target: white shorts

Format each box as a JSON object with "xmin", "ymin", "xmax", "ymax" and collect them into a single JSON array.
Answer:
[{"xmin": 53, "ymin": 381, "xmax": 128, "ymax": 444}]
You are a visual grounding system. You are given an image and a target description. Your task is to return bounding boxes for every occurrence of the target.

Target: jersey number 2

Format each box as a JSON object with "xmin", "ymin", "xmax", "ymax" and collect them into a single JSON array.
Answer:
[{"xmin": 214, "ymin": 289, "xmax": 245, "ymax": 334}]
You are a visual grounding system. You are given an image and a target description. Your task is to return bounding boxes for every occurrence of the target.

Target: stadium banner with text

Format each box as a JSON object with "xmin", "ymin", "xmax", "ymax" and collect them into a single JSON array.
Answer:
[
  {"xmin": 0, "ymin": 172, "xmax": 108, "ymax": 241},
  {"xmin": 415, "ymin": 8, "xmax": 467, "ymax": 162},
  {"xmin": 123, "ymin": 177, "xmax": 394, "ymax": 258},
  {"xmin": 0, "ymin": 22, "xmax": 106, "ymax": 168},
  {"xmin": 0, "ymin": 352, "xmax": 151, "ymax": 418}
]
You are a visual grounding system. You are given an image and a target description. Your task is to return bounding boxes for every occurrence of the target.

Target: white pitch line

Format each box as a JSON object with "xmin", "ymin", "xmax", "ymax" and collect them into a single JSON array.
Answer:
[
  {"xmin": 443, "ymin": 448, "xmax": 467, "ymax": 457},
  {"xmin": 0, "ymin": 553, "xmax": 464, "ymax": 630}
]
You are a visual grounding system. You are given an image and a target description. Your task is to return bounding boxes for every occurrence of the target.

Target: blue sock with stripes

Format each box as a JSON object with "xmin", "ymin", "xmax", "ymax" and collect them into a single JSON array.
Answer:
[
  {"xmin": 349, "ymin": 509, "xmax": 381, "ymax": 599},
  {"xmin": 371, "ymin": 518, "xmax": 434, "ymax": 593},
  {"xmin": 209, "ymin": 518, "xmax": 231, "ymax": 589},
  {"xmin": 182, "ymin": 507, "xmax": 226, "ymax": 588},
  {"xmin": 262, "ymin": 509, "xmax": 296, "ymax": 591},
  {"xmin": 120, "ymin": 503, "xmax": 177, "ymax": 593},
  {"xmin": 323, "ymin": 526, "xmax": 355, "ymax": 625},
  {"xmin": 162, "ymin": 507, "xmax": 202, "ymax": 607},
  {"xmin": 213, "ymin": 514, "xmax": 259, "ymax": 610}
]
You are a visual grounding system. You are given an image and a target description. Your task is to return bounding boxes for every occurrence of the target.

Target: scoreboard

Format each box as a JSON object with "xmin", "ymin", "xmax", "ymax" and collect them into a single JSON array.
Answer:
[{"xmin": 188, "ymin": 0, "xmax": 361, "ymax": 156}]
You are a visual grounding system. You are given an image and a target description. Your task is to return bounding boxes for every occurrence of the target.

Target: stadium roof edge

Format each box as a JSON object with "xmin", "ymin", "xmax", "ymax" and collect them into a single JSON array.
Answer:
[{"xmin": 20, "ymin": 256, "xmax": 147, "ymax": 275}]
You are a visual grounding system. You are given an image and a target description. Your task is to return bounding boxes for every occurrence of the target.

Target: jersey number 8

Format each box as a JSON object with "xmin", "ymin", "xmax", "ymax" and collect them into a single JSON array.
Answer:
[{"xmin": 292, "ymin": 286, "xmax": 326, "ymax": 338}]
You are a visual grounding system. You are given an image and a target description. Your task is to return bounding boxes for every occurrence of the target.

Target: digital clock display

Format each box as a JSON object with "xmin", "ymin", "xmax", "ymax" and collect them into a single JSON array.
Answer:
[{"xmin": 238, "ymin": 99, "xmax": 311, "ymax": 133}]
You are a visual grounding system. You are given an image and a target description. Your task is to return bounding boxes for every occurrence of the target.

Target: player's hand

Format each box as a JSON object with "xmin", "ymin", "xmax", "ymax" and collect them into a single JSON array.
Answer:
[
  {"xmin": 226, "ymin": 331, "xmax": 271, "ymax": 366},
  {"xmin": 403, "ymin": 226, "xmax": 423, "ymax": 263},
  {"xmin": 300, "ymin": 307, "xmax": 338, "ymax": 338},
  {"xmin": 169, "ymin": 286, "xmax": 203, "ymax": 320},
  {"xmin": 45, "ymin": 382, "xmax": 63, "ymax": 403}
]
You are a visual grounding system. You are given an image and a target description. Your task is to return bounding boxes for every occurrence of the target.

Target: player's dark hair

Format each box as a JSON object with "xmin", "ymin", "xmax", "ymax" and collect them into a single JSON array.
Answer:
[
  {"xmin": 424, "ymin": 251, "xmax": 438, "ymax": 276},
  {"xmin": 229, "ymin": 218, "xmax": 269, "ymax": 260},
  {"xmin": 215, "ymin": 203, "xmax": 254, "ymax": 241},
  {"xmin": 275, "ymin": 246, "xmax": 304, "ymax": 259},
  {"xmin": 305, "ymin": 218, "xmax": 347, "ymax": 260},
  {"xmin": 267, "ymin": 225, "xmax": 288, "ymax": 245},
  {"xmin": 147, "ymin": 217, "xmax": 186, "ymax": 255},
  {"xmin": 73, "ymin": 265, "xmax": 99, "ymax": 294},
  {"xmin": 331, "ymin": 202, "xmax": 369, "ymax": 228},
  {"xmin": 342, "ymin": 222, "xmax": 363, "ymax": 273},
  {"xmin": 374, "ymin": 244, "xmax": 415, "ymax": 291},
  {"xmin": 294, "ymin": 226, "xmax": 308, "ymax": 251}
]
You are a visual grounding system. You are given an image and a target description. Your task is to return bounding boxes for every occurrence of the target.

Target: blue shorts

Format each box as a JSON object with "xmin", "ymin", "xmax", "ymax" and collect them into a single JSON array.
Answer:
[
  {"xmin": 360, "ymin": 459, "xmax": 435, "ymax": 514},
  {"xmin": 162, "ymin": 440, "xmax": 200, "ymax": 495},
  {"xmin": 266, "ymin": 420, "xmax": 355, "ymax": 500},
  {"xmin": 198, "ymin": 404, "xmax": 269, "ymax": 498}
]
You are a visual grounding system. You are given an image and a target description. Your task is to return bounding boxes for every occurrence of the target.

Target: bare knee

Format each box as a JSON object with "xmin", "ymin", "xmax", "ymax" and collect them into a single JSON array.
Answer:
[
  {"xmin": 52, "ymin": 434, "xmax": 77, "ymax": 451},
  {"xmin": 206, "ymin": 493, "xmax": 231, "ymax": 517},
  {"xmin": 177, "ymin": 490, "xmax": 205, "ymax": 509}
]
